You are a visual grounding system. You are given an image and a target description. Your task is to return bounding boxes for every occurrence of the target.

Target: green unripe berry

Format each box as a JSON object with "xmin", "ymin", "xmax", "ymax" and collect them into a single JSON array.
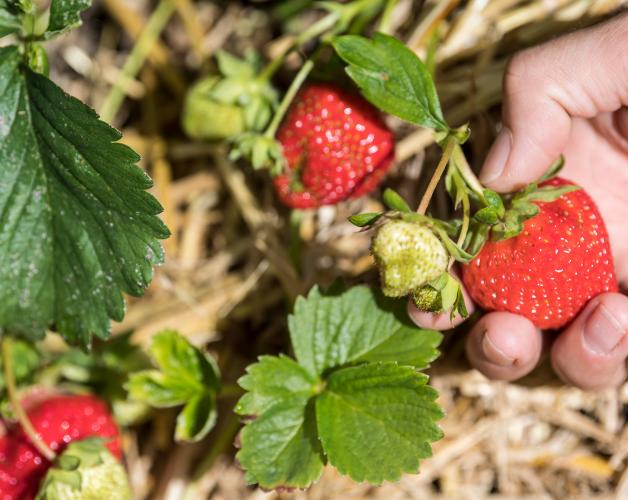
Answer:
[
  {"xmin": 371, "ymin": 220, "xmax": 448, "ymax": 297},
  {"xmin": 182, "ymin": 76, "xmax": 245, "ymax": 141},
  {"xmin": 413, "ymin": 286, "xmax": 442, "ymax": 312}
]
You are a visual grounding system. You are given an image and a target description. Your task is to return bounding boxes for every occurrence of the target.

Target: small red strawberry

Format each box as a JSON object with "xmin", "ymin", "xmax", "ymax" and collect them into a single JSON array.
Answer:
[
  {"xmin": 462, "ymin": 177, "xmax": 618, "ymax": 329},
  {"xmin": 0, "ymin": 394, "xmax": 121, "ymax": 500},
  {"xmin": 274, "ymin": 83, "xmax": 395, "ymax": 209}
]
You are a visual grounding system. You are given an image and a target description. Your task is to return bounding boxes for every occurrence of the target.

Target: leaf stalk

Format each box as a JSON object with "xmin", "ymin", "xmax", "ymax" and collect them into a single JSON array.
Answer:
[{"xmin": 1, "ymin": 336, "xmax": 56, "ymax": 462}]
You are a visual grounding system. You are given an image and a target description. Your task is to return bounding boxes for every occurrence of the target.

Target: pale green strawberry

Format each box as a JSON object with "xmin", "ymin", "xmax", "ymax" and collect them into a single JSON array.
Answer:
[
  {"xmin": 182, "ymin": 76, "xmax": 246, "ymax": 141},
  {"xmin": 36, "ymin": 439, "xmax": 131, "ymax": 500},
  {"xmin": 372, "ymin": 220, "xmax": 448, "ymax": 297}
]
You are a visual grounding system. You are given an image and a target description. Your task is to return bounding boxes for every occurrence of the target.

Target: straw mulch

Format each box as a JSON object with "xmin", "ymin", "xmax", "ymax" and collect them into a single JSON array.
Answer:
[{"xmin": 40, "ymin": 0, "xmax": 628, "ymax": 498}]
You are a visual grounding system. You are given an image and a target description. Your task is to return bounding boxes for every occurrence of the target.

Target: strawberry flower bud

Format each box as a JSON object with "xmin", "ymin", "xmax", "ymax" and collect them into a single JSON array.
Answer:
[{"xmin": 372, "ymin": 220, "xmax": 448, "ymax": 297}]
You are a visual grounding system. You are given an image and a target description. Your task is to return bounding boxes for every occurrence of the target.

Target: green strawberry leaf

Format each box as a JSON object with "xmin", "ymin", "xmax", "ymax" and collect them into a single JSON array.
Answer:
[
  {"xmin": 238, "ymin": 399, "xmax": 325, "ymax": 490},
  {"xmin": 127, "ymin": 330, "xmax": 220, "ymax": 442},
  {"xmin": 316, "ymin": 362, "xmax": 443, "ymax": 484},
  {"xmin": 332, "ymin": 32, "xmax": 447, "ymax": 131},
  {"xmin": 348, "ymin": 212, "xmax": 383, "ymax": 227},
  {"xmin": 237, "ymin": 286, "xmax": 444, "ymax": 489},
  {"xmin": 357, "ymin": 326, "xmax": 441, "ymax": 368},
  {"xmin": 0, "ymin": 0, "xmax": 24, "ymax": 37},
  {"xmin": 383, "ymin": 188, "xmax": 411, "ymax": 212},
  {"xmin": 236, "ymin": 355, "xmax": 317, "ymax": 417},
  {"xmin": 45, "ymin": 0, "xmax": 90, "ymax": 39},
  {"xmin": 0, "ymin": 46, "xmax": 169, "ymax": 347},
  {"xmin": 514, "ymin": 184, "xmax": 579, "ymax": 203},
  {"xmin": 176, "ymin": 391, "xmax": 217, "ymax": 442},
  {"xmin": 290, "ymin": 285, "xmax": 433, "ymax": 377}
]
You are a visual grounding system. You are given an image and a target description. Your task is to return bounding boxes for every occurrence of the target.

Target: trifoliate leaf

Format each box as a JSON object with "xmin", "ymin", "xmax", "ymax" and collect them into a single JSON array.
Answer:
[
  {"xmin": 316, "ymin": 363, "xmax": 443, "ymax": 484},
  {"xmin": 236, "ymin": 355, "xmax": 317, "ymax": 417},
  {"xmin": 238, "ymin": 400, "xmax": 325, "ymax": 490},
  {"xmin": 45, "ymin": 0, "xmax": 91, "ymax": 39},
  {"xmin": 127, "ymin": 330, "xmax": 220, "ymax": 442},
  {"xmin": 333, "ymin": 33, "xmax": 447, "ymax": 131},
  {"xmin": 0, "ymin": 46, "xmax": 169, "ymax": 347},
  {"xmin": 0, "ymin": 0, "xmax": 23, "ymax": 37},
  {"xmin": 290, "ymin": 285, "xmax": 434, "ymax": 377}
]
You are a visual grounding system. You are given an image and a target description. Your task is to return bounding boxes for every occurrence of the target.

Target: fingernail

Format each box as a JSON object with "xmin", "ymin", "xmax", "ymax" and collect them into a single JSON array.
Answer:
[
  {"xmin": 583, "ymin": 304, "xmax": 626, "ymax": 354},
  {"xmin": 480, "ymin": 127, "xmax": 512, "ymax": 185},
  {"xmin": 482, "ymin": 330, "xmax": 515, "ymax": 366}
]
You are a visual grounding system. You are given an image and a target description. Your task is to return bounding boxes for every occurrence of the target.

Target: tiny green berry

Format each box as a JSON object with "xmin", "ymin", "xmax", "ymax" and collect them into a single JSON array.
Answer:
[{"xmin": 371, "ymin": 220, "xmax": 448, "ymax": 297}]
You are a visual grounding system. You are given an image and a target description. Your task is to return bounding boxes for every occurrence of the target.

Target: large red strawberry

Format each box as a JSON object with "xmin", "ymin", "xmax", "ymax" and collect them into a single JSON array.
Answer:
[
  {"xmin": 462, "ymin": 177, "xmax": 618, "ymax": 329},
  {"xmin": 274, "ymin": 83, "xmax": 395, "ymax": 209},
  {"xmin": 0, "ymin": 394, "xmax": 121, "ymax": 500}
]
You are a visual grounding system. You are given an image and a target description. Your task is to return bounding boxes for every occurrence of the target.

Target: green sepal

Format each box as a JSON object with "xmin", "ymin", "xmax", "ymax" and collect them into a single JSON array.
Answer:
[
  {"xmin": 539, "ymin": 155, "xmax": 565, "ymax": 182},
  {"xmin": 483, "ymin": 189, "xmax": 504, "ymax": 215},
  {"xmin": 382, "ymin": 188, "xmax": 411, "ymax": 212},
  {"xmin": 229, "ymin": 133, "xmax": 286, "ymax": 174},
  {"xmin": 474, "ymin": 206, "xmax": 499, "ymax": 225},
  {"xmin": 412, "ymin": 272, "xmax": 468, "ymax": 320},
  {"xmin": 348, "ymin": 212, "xmax": 383, "ymax": 227}
]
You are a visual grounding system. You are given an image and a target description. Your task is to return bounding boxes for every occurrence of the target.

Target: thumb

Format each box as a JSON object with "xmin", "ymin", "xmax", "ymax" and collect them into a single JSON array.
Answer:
[{"xmin": 480, "ymin": 13, "xmax": 628, "ymax": 193}]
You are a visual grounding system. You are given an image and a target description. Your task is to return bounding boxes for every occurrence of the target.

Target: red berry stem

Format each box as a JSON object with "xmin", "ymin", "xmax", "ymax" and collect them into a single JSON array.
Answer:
[
  {"xmin": 264, "ymin": 59, "xmax": 314, "ymax": 139},
  {"xmin": 1, "ymin": 336, "xmax": 56, "ymax": 461},
  {"xmin": 417, "ymin": 135, "xmax": 456, "ymax": 215}
]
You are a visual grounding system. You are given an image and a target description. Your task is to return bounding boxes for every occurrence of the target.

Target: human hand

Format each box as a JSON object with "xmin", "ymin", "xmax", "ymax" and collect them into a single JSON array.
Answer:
[{"xmin": 410, "ymin": 13, "xmax": 628, "ymax": 389}]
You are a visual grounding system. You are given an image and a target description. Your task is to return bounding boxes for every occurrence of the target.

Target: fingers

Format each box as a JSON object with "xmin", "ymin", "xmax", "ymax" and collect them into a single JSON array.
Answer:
[
  {"xmin": 465, "ymin": 312, "xmax": 543, "ymax": 381},
  {"xmin": 407, "ymin": 276, "xmax": 476, "ymax": 331},
  {"xmin": 480, "ymin": 13, "xmax": 628, "ymax": 192},
  {"xmin": 551, "ymin": 293, "xmax": 628, "ymax": 390}
]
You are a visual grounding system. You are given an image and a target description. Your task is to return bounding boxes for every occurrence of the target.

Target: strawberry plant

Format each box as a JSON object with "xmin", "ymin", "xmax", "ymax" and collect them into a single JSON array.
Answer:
[{"xmin": 0, "ymin": 0, "xmax": 621, "ymax": 497}]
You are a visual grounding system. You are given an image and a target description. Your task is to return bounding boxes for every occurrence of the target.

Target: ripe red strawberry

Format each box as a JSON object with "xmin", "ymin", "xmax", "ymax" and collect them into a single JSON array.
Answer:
[
  {"xmin": 274, "ymin": 83, "xmax": 394, "ymax": 209},
  {"xmin": 462, "ymin": 177, "xmax": 618, "ymax": 329},
  {"xmin": 0, "ymin": 394, "xmax": 121, "ymax": 500}
]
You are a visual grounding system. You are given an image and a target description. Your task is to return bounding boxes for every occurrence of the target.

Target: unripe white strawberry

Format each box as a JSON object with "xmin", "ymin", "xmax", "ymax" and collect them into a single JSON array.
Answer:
[
  {"xmin": 36, "ymin": 439, "xmax": 131, "ymax": 500},
  {"xmin": 372, "ymin": 220, "xmax": 448, "ymax": 297}
]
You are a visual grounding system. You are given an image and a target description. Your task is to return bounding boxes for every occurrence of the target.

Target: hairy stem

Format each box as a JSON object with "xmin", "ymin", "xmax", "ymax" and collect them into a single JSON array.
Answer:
[
  {"xmin": 1, "ymin": 337, "xmax": 56, "ymax": 461},
  {"xmin": 99, "ymin": 0, "xmax": 176, "ymax": 123},
  {"xmin": 417, "ymin": 136, "xmax": 456, "ymax": 215},
  {"xmin": 264, "ymin": 59, "xmax": 314, "ymax": 138}
]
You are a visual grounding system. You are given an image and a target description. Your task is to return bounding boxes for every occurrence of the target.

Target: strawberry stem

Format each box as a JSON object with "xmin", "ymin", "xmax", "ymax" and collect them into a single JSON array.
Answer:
[
  {"xmin": 264, "ymin": 59, "xmax": 314, "ymax": 138},
  {"xmin": 377, "ymin": 0, "xmax": 399, "ymax": 34},
  {"xmin": 417, "ymin": 135, "xmax": 456, "ymax": 215},
  {"xmin": 451, "ymin": 144, "xmax": 485, "ymax": 202},
  {"xmin": 1, "ymin": 336, "xmax": 56, "ymax": 462},
  {"xmin": 258, "ymin": 11, "xmax": 338, "ymax": 82}
]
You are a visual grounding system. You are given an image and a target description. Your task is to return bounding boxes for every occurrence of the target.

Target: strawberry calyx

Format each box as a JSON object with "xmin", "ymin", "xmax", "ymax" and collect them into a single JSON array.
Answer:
[{"xmin": 413, "ymin": 271, "xmax": 468, "ymax": 320}]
